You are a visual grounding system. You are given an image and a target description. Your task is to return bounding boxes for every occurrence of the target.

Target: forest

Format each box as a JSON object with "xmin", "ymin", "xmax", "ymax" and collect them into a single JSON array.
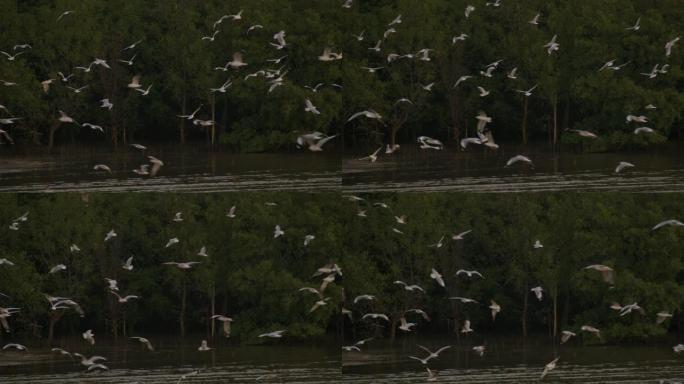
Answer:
[
  {"xmin": 0, "ymin": 193, "xmax": 681, "ymax": 345},
  {"xmin": 0, "ymin": 0, "xmax": 682, "ymax": 152}
]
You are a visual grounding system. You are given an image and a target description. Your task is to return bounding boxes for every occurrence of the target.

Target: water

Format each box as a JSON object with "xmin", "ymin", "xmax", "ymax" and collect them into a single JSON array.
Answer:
[
  {"xmin": 343, "ymin": 143, "xmax": 684, "ymax": 193},
  {"xmin": 2, "ymin": 143, "xmax": 684, "ymax": 192},
  {"xmin": 3, "ymin": 337, "xmax": 683, "ymax": 383},
  {"xmin": 0, "ymin": 145, "xmax": 340, "ymax": 192},
  {"xmin": 0, "ymin": 338, "xmax": 341, "ymax": 383},
  {"xmin": 342, "ymin": 337, "xmax": 684, "ymax": 383}
]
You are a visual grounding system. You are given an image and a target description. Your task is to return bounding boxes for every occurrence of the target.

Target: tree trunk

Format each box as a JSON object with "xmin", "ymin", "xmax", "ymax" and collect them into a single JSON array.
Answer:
[
  {"xmin": 522, "ymin": 283, "xmax": 528, "ymax": 338},
  {"xmin": 48, "ymin": 122, "xmax": 60, "ymax": 149},
  {"xmin": 47, "ymin": 311, "xmax": 63, "ymax": 344},
  {"xmin": 522, "ymin": 97, "xmax": 529, "ymax": 144},
  {"xmin": 180, "ymin": 283, "xmax": 187, "ymax": 337},
  {"xmin": 210, "ymin": 286, "xmax": 216, "ymax": 338},
  {"xmin": 552, "ymin": 97, "xmax": 558, "ymax": 146},
  {"xmin": 210, "ymin": 93, "xmax": 216, "ymax": 147},
  {"xmin": 389, "ymin": 315, "xmax": 397, "ymax": 342},
  {"xmin": 552, "ymin": 289, "xmax": 558, "ymax": 338},
  {"xmin": 179, "ymin": 93, "xmax": 187, "ymax": 145}
]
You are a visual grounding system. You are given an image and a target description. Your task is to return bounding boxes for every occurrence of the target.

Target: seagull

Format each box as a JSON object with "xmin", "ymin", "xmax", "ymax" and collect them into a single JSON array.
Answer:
[
  {"xmin": 105, "ymin": 278, "xmax": 119, "ymax": 291},
  {"xmin": 197, "ymin": 340, "xmax": 211, "ymax": 351},
  {"xmin": 0, "ymin": 80, "xmax": 18, "ymax": 86},
  {"xmin": 58, "ymin": 110, "xmax": 77, "ymax": 124},
  {"xmin": 105, "ymin": 229, "xmax": 117, "ymax": 242},
  {"xmin": 665, "ymin": 37, "xmax": 680, "ymax": 57},
  {"xmin": 304, "ymin": 99, "xmax": 321, "ymax": 115},
  {"xmin": 506, "ymin": 155, "xmax": 533, "ymax": 167},
  {"xmin": 615, "ymin": 162, "xmax": 634, "ymax": 173},
  {"xmin": 82, "ymin": 123, "xmax": 104, "ymax": 133},
  {"xmin": 51, "ymin": 348, "xmax": 72, "ymax": 356},
  {"xmin": 452, "ymin": 230, "xmax": 472, "ymax": 240},
  {"xmin": 412, "ymin": 345, "xmax": 451, "ymax": 364},
  {"xmin": 515, "ymin": 84, "xmax": 538, "ymax": 97},
  {"xmin": 461, "ymin": 319, "xmax": 474, "ymax": 333},
  {"xmin": 178, "ymin": 105, "xmax": 202, "ymax": 120},
  {"xmin": 619, "ymin": 302, "xmax": 644, "ymax": 317},
  {"xmin": 580, "ymin": 325, "xmax": 601, "ymax": 338},
  {"xmin": 130, "ymin": 337, "xmax": 154, "ymax": 351},
  {"xmin": 656, "ymin": 311, "xmax": 673, "ymax": 324},
  {"xmin": 117, "ymin": 54, "xmax": 137, "ymax": 66},
  {"xmin": 529, "ymin": 13, "xmax": 541, "ymax": 25},
  {"xmin": 70, "ymin": 244, "xmax": 80, "ymax": 252},
  {"xmin": 83, "ymin": 329, "xmax": 95, "ymax": 345},
  {"xmin": 136, "ymin": 84, "xmax": 152, "ymax": 96},
  {"xmin": 477, "ymin": 86, "xmax": 490, "ymax": 97},
  {"xmin": 0, "ymin": 51, "xmax": 25, "ymax": 61},
  {"xmin": 361, "ymin": 66, "xmax": 384, "ymax": 73},
  {"xmin": 353, "ymin": 294, "xmax": 376, "ymax": 304},
  {"xmin": 507, "ymin": 67, "xmax": 518, "ymax": 79},
  {"xmin": 465, "ymin": 5, "xmax": 475, "ymax": 18},
  {"xmin": 673, "ymin": 344, "xmax": 684, "ymax": 353},
  {"xmin": 544, "ymin": 35, "xmax": 559, "ymax": 54},
  {"xmin": 426, "ymin": 368, "xmax": 438, "ymax": 382},
  {"xmin": 561, "ymin": 330, "xmax": 576, "ymax": 344},
  {"xmin": 122, "ymin": 256, "xmax": 134, "ymax": 271},
  {"xmin": 452, "ymin": 33, "xmax": 469, "ymax": 44},
  {"xmin": 358, "ymin": 147, "xmax": 382, "ymax": 162},
  {"xmin": 202, "ymin": 30, "xmax": 220, "ymax": 42},
  {"xmin": 163, "ymin": 262, "xmax": 201, "ymax": 269},
  {"xmin": 122, "ymin": 39, "xmax": 143, "ymax": 52},
  {"xmin": 626, "ymin": 17, "xmax": 641, "ymax": 31},
  {"xmin": 449, "ymin": 296, "xmax": 479, "ymax": 304},
  {"xmin": 430, "ymin": 268, "xmax": 445, "ymax": 287},
  {"xmin": 127, "ymin": 75, "xmax": 142, "ymax": 88},
  {"xmin": 626, "ymin": 115, "xmax": 648, "ymax": 124},
  {"xmin": 583, "ymin": 265, "xmax": 614, "ymax": 284},
  {"xmin": 2, "ymin": 343, "xmax": 27, "ymax": 351},
  {"xmin": 271, "ymin": 30, "xmax": 287, "ymax": 50},
  {"xmin": 394, "ymin": 281, "xmax": 425, "ymax": 292},
  {"xmin": 361, "ymin": 313, "xmax": 390, "ymax": 321},
  {"xmin": 422, "ymin": 82, "xmax": 436, "ymax": 91},
  {"xmin": 57, "ymin": 10, "xmax": 74, "ymax": 21},
  {"xmin": 531, "ymin": 286, "xmax": 544, "ymax": 301},
  {"xmin": 368, "ymin": 40, "xmax": 383, "ymax": 52},
  {"xmin": 388, "ymin": 14, "xmax": 402, "ymax": 26},
  {"xmin": 473, "ymin": 345, "xmax": 486, "ymax": 357},
  {"xmin": 226, "ymin": 205, "xmax": 236, "ymax": 218},
  {"xmin": 100, "ymin": 99, "xmax": 114, "ymax": 110},
  {"xmin": 197, "ymin": 246, "xmax": 208, "ymax": 257},
  {"xmin": 383, "ymin": 28, "xmax": 396, "ymax": 39},
  {"xmin": 225, "ymin": 52, "xmax": 248, "ymax": 69},
  {"xmin": 93, "ymin": 164, "xmax": 112, "ymax": 173},
  {"xmin": 274, "ymin": 225, "xmax": 285, "ymax": 238},
  {"xmin": 342, "ymin": 345, "xmax": 361, "ymax": 352},
  {"xmin": 258, "ymin": 330, "xmax": 286, "ymax": 338},
  {"xmin": 489, "ymin": 300, "xmax": 501, "ymax": 321},
  {"xmin": 0, "ymin": 128, "xmax": 14, "ymax": 144},
  {"xmin": 73, "ymin": 353, "xmax": 107, "ymax": 367},
  {"xmin": 652, "ymin": 219, "xmax": 684, "ymax": 231},
  {"xmin": 13, "ymin": 44, "xmax": 31, "ymax": 51},
  {"xmin": 541, "ymin": 357, "xmax": 560, "ymax": 379},
  {"xmin": 456, "ymin": 269, "xmax": 483, "ymax": 278},
  {"xmin": 348, "ymin": 110, "xmax": 382, "ymax": 122},
  {"xmin": 428, "ymin": 235, "xmax": 445, "ymax": 248},
  {"xmin": 110, "ymin": 291, "xmax": 140, "ymax": 304},
  {"xmin": 568, "ymin": 129, "xmax": 598, "ymax": 139},
  {"xmin": 49, "ymin": 264, "xmax": 67, "ymax": 274},
  {"xmin": 633, "ymin": 127, "xmax": 654, "ymax": 134},
  {"xmin": 460, "ymin": 137, "xmax": 483, "ymax": 149},
  {"xmin": 417, "ymin": 136, "xmax": 444, "ymax": 150}
]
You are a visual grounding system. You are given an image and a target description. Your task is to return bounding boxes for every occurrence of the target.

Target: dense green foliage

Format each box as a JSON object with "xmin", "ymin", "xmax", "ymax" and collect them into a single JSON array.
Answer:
[
  {"xmin": 0, "ymin": 193, "xmax": 682, "ymax": 344},
  {"xmin": 0, "ymin": 0, "xmax": 682, "ymax": 151}
]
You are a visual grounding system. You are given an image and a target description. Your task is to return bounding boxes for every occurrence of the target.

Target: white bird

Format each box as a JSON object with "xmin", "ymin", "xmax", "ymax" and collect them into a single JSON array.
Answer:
[
  {"xmin": 172, "ymin": 212, "xmax": 183, "ymax": 222},
  {"xmin": 422, "ymin": 82, "xmax": 436, "ymax": 92},
  {"xmin": 361, "ymin": 313, "xmax": 389, "ymax": 321},
  {"xmin": 633, "ymin": 127, "xmax": 654, "ymax": 134},
  {"xmin": 449, "ymin": 296, "xmax": 479, "ymax": 304},
  {"xmin": 529, "ymin": 13, "xmax": 541, "ymax": 25},
  {"xmin": 348, "ymin": 110, "xmax": 382, "ymax": 122},
  {"xmin": 82, "ymin": 329, "xmax": 95, "ymax": 345},
  {"xmin": 210, "ymin": 315, "xmax": 234, "ymax": 337},
  {"xmin": 148, "ymin": 156, "xmax": 164, "ymax": 176},
  {"xmin": 368, "ymin": 40, "xmax": 383, "ymax": 52},
  {"xmin": 51, "ymin": 348, "xmax": 71, "ymax": 356},
  {"xmin": 417, "ymin": 136, "xmax": 444, "ymax": 150},
  {"xmin": 12, "ymin": 44, "xmax": 31, "ymax": 51},
  {"xmin": 515, "ymin": 84, "xmax": 538, "ymax": 97},
  {"xmin": 2, "ymin": 343, "xmax": 27, "ymax": 351},
  {"xmin": 583, "ymin": 264, "xmax": 615, "ymax": 284},
  {"xmin": 304, "ymin": 99, "xmax": 321, "ymax": 115},
  {"xmin": 0, "ymin": 80, "xmax": 18, "ymax": 86},
  {"xmin": 353, "ymin": 294, "xmax": 376, "ymax": 304},
  {"xmin": 430, "ymin": 268, "xmax": 445, "ymax": 287},
  {"xmin": 58, "ymin": 110, "xmax": 77, "ymax": 124},
  {"xmin": 626, "ymin": 17, "xmax": 641, "ymax": 31},
  {"xmin": 198, "ymin": 340, "xmax": 211, "ymax": 351},
  {"xmin": 615, "ymin": 162, "xmax": 634, "ymax": 174},
  {"xmin": 561, "ymin": 330, "xmax": 576, "ymax": 344},
  {"xmin": 452, "ymin": 33, "xmax": 469, "ymax": 44},
  {"xmin": 383, "ymin": 28, "xmax": 396, "ymax": 39},
  {"xmin": 163, "ymin": 261, "xmax": 200, "ymax": 270},
  {"xmin": 246, "ymin": 24, "xmax": 263, "ymax": 34},
  {"xmin": 429, "ymin": 235, "xmax": 445, "ymax": 248},
  {"xmin": 105, "ymin": 278, "xmax": 119, "ymax": 291},
  {"xmin": 202, "ymin": 30, "xmax": 220, "ymax": 42},
  {"xmin": 99, "ymin": 99, "xmax": 114, "ymax": 110},
  {"xmin": 49, "ymin": 264, "xmax": 67, "ymax": 274},
  {"xmin": 461, "ymin": 319, "xmax": 474, "ymax": 333},
  {"xmin": 388, "ymin": 14, "xmax": 402, "ymax": 26},
  {"xmin": 673, "ymin": 344, "xmax": 684, "ymax": 353},
  {"xmin": 73, "ymin": 353, "xmax": 107, "ymax": 367},
  {"xmin": 489, "ymin": 300, "xmax": 501, "ymax": 321},
  {"xmin": 274, "ymin": 225, "xmax": 285, "ymax": 238},
  {"xmin": 105, "ymin": 229, "xmax": 117, "ymax": 242},
  {"xmin": 110, "ymin": 291, "xmax": 140, "ymax": 304},
  {"xmin": 127, "ymin": 75, "xmax": 142, "ymax": 89},
  {"xmin": 544, "ymin": 34, "xmax": 559, "ymax": 54},
  {"xmin": 197, "ymin": 246, "xmax": 208, "ymax": 257},
  {"xmin": 456, "ymin": 269, "xmax": 483, "ymax": 278},
  {"xmin": 665, "ymin": 37, "xmax": 680, "ymax": 57},
  {"xmin": 452, "ymin": 230, "xmax": 472, "ymax": 240},
  {"xmin": 394, "ymin": 281, "xmax": 425, "ymax": 293},
  {"xmin": 477, "ymin": 86, "xmax": 490, "ymax": 97},
  {"xmin": 258, "ymin": 330, "xmax": 286, "ymax": 338},
  {"xmin": 507, "ymin": 67, "xmax": 518, "ymax": 79},
  {"xmin": 303, "ymin": 234, "xmax": 315, "ymax": 246},
  {"xmin": 121, "ymin": 39, "xmax": 143, "ymax": 52},
  {"xmin": 178, "ymin": 105, "xmax": 202, "ymax": 120},
  {"xmin": 130, "ymin": 337, "xmax": 154, "ymax": 351},
  {"xmin": 656, "ymin": 311, "xmax": 673, "ymax": 324},
  {"xmin": 82, "ymin": 123, "xmax": 104, "ymax": 133},
  {"xmin": 358, "ymin": 147, "xmax": 382, "ymax": 162},
  {"xmin": 465, "ymin": 5, "xmax": 475, "ymax": 18},
  {"xmin": 460, "ymin": 137, "xmax": 483, "ymax": 149},
  {"xmin": 226, "ymin": 205, "xmax": 237, "ymax": 218},
  {"xmin": 94, "ymin": 164, "xmax": 112, "ymax": 173},
  {"xmin": 652, "ymin": 219, "xmax": 684, "ymax": 231},
  {"xmin": 506, "ymin": 155, "xmax": 533, "ymax": 167},
  {"xmin": 136, "ymin": 84, "xmax": 152, "ymax": 96},
  {"xmin": 626, "ymin": 115, "xmax": 648, "ymax": 123},
  {"xmin": 531, "ymin": 286, "xmax": 544, "ymax": 301},
  {"xmin": 122, "ymin": 256, "xmax": 134, "ymax": 271},
  {"xmin": 117, "ymin": 53, "xmax": 137, "ymax": 66},
  {"xmin": 361, "ymin": 66, "xmax": 384, "ymax": 73},
  {"xmin": 541, "ymin": 357, "xmax": 560, "ymax": 379},
  {"xmin": 0, "ymin": 51, "xmax": 25, "ymax": 61},
  {"xmin": 473, "ymin": 345, "xmax": 486, "ymax": 357},
  {"xmin": 210, "ymin": 79, "xmax": 232, "ymax": 93},
  {"xmin": 271, "ymin": 30, "xmax": 287, "ymax": 49},
  {"xmin": 568, "ymin": 129, "xmax": 598, "ymax": 139},
  {"xmin": 619, "ymin": 302, "xmax": 644, "ymax": 317},
  {"xmin": 70, "ymin": 244, "xmax": 80, "ymax": 252},
  {"xmin": 580, "ymin": 325, "xmax": 601, "ymax": 338},
  {"xmin": 342, "ymin": 345, "xmax": 360, "ymax": 352},
  {"xmin": 57, "ymin": 10, "xmax": 74, "ymax": 21}
]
